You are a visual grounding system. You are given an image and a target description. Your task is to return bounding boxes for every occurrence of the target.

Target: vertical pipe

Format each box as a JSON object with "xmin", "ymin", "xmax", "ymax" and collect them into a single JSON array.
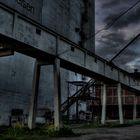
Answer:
[
  {"xmin": 67, "ymin": 83, "xmax": 70, "ymax": 121},
  {"xmin": 101, "ymin": 83, "xmax": 107, "ymax": 125},
  {"xmin": 117, "ymin": 83, "xmax": 124, "ymax": 124},
  {"xmin": 76, "ymin": 100, "xmax": 79, "ymax": 121},
  {"xmin": 133, "ymin": 95, "xmax": 137, "ymax": 121}
]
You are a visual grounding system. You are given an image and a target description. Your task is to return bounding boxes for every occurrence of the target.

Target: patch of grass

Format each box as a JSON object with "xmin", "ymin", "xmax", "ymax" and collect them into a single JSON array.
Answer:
[
  {"xmin": 106, "ymin": 120, "xmax": 140, "ymax": 128},
  {"xmin": 126, "ymin": 120, "xmax": 140, "ymax": 125},
  {"xmin": 2, "ymin": 120, "xmax": 140, "ymax": 140},
  {"xmin": 78, "ymin": 123, "xmax": 101, "ymax": 128},
  {"xmin": 47, "ymin": 125, "xmax": 75, "ymax": 137},
  {"xmin": 75, "ymin": 120, "xmax": 140, "ymax": 129},
  {"xmin": 104, "ymin": 123, "xmax": 132, "ymax": 128},
  {"xmin": 0, "ymin": 124, "xmax": 76, "ymax": 140}
]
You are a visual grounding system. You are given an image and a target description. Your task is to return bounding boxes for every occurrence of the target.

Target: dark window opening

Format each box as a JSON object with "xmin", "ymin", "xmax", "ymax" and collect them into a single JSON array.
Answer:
[
  {"xmin": 71, "ymin": 46, "xmax": 75, "ymax": 52},
  {"xmin": 36, "ymin": 28, "xmax": 41, "ymax": 35}
]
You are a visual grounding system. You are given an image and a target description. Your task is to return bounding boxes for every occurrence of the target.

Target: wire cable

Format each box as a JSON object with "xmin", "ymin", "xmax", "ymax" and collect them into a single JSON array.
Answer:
[
  {"xmin": 110, "ymin": 33, "xmax": 140, "ymax": 62},
  {"xmin": 84, "ymin": 0, "xmax": 140, "ymax": 42}
]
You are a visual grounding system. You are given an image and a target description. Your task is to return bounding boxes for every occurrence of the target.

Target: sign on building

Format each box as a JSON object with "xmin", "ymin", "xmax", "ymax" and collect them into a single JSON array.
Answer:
[{"xmin": 0, "ymin": 0, "xmax": 42, "ymax": 22}]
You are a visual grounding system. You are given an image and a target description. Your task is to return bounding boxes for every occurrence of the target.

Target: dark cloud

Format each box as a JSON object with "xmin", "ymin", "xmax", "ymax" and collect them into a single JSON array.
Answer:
[
  {"xmin": 133, "ymin": 61, "xmax": 140, "ymax": 70},
  {"xmin": 101, "ymin": 33, "xmax": 126, "ymax": 44},
  {"xmin": 102, "ymin": 0, "xmax": 133, "ymax": 8},
  {"xmin": 96, "ymin": 32, "xmax": 140, "ymax": 72},
  {"xmin": 104, "ymin": 6, "xmax": 140, "ymax": 29},
  {"xmin": 95, "ymin": 0, "xmax": 140, "ymax": 72},
  {"xmin": 114, "ymin": 49, "xmax": 138, "ymax": 64},
  {"xmin": 102, "ymin": 0, "xmax": 121, "ymax": 8},
  {"xmin": 96, "ymin": 32, "xmax": 126, "ymax": 57}
]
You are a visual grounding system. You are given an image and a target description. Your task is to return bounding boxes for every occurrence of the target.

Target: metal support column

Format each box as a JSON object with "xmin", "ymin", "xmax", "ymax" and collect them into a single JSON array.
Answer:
[
  {"xmin": 67, "ymin": 83, "xmax": 70, "ymax": 121},
  {"xmin": 76, "ymin": 100, "xmax": 79, "ymax": 121},
  {"xmin": 117, "ymin": 83, "xmax": 124, "ymax": 124},
  {"xmin": 53, "ymin": 58, "xmax": 62, "ymax": 129},
  {"xmin": 133, "ymin": 95, "xmax": 137, "ymax": 121},
  {"xmin": 28, "ymin": 60, "xmax": 40, "ymax": 129},
  {"xmin": 101, "ymin": 83, "xmax": 106, "ymax": 125}
]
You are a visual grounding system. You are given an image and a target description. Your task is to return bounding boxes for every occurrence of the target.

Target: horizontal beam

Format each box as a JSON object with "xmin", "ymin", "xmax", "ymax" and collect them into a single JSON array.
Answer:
[
  {"xmin": 0, "ymin": 6, "xmax": 139, "ymax": 94},
  {"xmin": 0, "ymin": 49, "xmax": 14, "ymax": 57}
]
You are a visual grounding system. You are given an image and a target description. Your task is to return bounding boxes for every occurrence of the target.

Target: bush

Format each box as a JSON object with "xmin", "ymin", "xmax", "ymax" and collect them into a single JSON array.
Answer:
[
  {"xmin": 47, "ymin": 125, "xmax": 75, "ymax": 137},
  {"xmin": 7, "ymin": 122, "xmax": 25, "ymax": 137}
]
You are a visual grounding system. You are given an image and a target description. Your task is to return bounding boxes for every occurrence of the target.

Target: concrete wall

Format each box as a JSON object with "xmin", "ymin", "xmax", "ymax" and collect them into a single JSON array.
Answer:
[
  {"xmin": 42, "ymin": 0, "xmax": 80, "ymax": 43},
  {"xmin": 0, "ymin": 53, "xmax": 82, "ymax": 125},
  {"xmin": 42, "ymin": 0, "xmax": 94, "ymax": 50},
  {"xmin": 0, "ymin": 0, "xmax": 94, "ymax": 51},
  {"xmin": 0, "ymin": 0, "xmax": 42, "ymax": 22},
  {"xmin": 0, "ymin": 53, "xmax": 34, "ymax": 125},
  {"xmin": 0, "ymin": 0, "xmax": 95, "ymax": 125}
]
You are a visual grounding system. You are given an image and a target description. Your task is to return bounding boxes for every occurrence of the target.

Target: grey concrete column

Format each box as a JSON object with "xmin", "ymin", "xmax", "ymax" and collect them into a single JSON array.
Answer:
[
  {"xmin": 117, "ymin": 83, "xmax": 124, "ymax": 124},
  {"xmin": 133, "ymin": 95, "xmax": 137, "ymax": 121},
  {"xmin": 53, "ymin": 58, "xmax": 62, "ymax": 129},
  {"xmin": 101, "ymin": 83, "xmax": 107, "ymax": 125},
  {"xmin": 28, "ymin": 61, "xmax": 40, "ymax": 129}
]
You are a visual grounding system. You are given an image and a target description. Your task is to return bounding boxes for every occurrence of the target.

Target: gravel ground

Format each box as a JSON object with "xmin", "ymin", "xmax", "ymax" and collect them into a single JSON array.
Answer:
[{"xmin": 41, "ymin": 125, "xmax": 140, "ymax": 140}]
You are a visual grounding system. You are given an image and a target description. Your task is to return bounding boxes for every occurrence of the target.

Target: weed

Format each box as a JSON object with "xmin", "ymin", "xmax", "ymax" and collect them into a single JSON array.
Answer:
[{"xmin": 47, "ymin": 125, "xmax": 75, "ymax": 137}]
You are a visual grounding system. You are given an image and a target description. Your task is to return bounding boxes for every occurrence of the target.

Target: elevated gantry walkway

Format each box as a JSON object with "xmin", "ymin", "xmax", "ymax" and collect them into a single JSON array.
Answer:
[{"xmin": 0, "ymin": 3, "xmax": 139, "ymax": 129}]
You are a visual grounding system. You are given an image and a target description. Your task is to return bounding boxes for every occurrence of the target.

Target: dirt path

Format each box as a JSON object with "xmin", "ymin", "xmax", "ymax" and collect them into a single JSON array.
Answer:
[{"xmin": 42, "ymin": 125, "xmax": 140, "ymax": 140}]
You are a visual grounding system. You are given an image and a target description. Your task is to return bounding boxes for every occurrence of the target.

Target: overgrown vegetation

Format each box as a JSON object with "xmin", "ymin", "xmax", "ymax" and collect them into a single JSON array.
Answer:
[
  {"xmin": 0, "ymin": 123, "xmax": 76, "ymax": 140},
  {"xmin": 47, "ymin": 125, "xmax": 75, "ymax": 137},
  {"xmin": 1, "ymin": 120, "xmax": 140, "ymax": 140},
  {"xmin": 74, "ymin": 119, "xmax": 140, "ymax": 129},
  {"xmin": 104, "ymin": 120, "xmax": 140, "ymax": 128}
]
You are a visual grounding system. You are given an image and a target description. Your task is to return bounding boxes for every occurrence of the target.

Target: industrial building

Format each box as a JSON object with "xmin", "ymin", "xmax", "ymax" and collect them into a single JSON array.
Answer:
[
  {"xmin": 0, "ymin": 0, "xmax": 95, "ymax": 128},
  {"xmin": 0, "ymin": 0, "xmax": 140, "ymax": 130}
]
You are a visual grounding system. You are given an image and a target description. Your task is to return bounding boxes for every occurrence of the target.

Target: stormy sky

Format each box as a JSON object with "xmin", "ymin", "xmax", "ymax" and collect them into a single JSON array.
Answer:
[{"xmin": 95, "ymin": 0, "xmax": 140, "ymax": 72}]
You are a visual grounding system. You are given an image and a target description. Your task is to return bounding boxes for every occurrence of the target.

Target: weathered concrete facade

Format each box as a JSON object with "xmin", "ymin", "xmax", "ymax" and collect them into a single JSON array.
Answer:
[
  {"xmin": 0, "ymin": 0, "xmax": 95, "ymax": 125},
  {"xmin": 0, "ymin": 53, "xmax": 34, "ymax": 125},
  {"xmin": 0, "ymin": 0, "xmax": 94, "ymax": 50},
  {"xmin": 0, "ymin": 0, "xmax": 140, "ymax": 128}
]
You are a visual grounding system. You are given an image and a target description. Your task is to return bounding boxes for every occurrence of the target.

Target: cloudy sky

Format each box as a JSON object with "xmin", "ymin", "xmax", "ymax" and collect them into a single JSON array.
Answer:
[{"xmin": 95, "ymin": 0, "xmax": 140, "ymax": 72}]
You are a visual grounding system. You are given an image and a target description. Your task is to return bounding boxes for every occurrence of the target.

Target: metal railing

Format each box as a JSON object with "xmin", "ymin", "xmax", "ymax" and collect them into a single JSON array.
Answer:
[{"xmin": 61, "ymin": 79, "xmax": 96, "ymax": 113}]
